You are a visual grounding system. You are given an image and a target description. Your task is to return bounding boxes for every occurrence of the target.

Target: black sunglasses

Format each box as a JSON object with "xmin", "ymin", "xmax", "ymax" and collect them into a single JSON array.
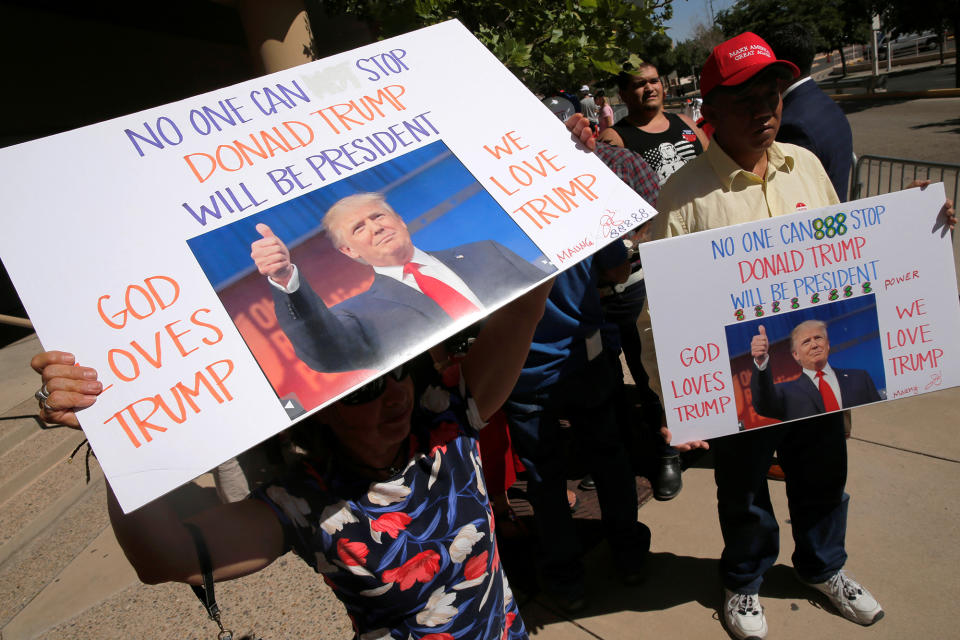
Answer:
[{"xmin": 339, "ymin": 364, "xmax": 411, "ymax": 405}]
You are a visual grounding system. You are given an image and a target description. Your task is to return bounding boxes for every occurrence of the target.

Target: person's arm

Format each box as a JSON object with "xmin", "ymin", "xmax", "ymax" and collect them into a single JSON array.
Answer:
[
  {"xmin": 748, "ymin": 325, "xmax": 786, "ymax": 419},
  {"xmin": 460, "ymin": 280, "xmax": 553, "ymax": 420},
  {"xmin": 597, "ymin": 126, "xmax": 624, "ymax": 147},
  {"xmin": 32, "ymin": 351, "xmax": 285, "ymax": 585},
  {"xmin": 600, "ymin": 106, "xmax": 614, "ymax": 130},
  {"xmin": 270, "ymin": 279, "xmax": 378, "ymax": 372},
  {"xmin": 252, "ymin": 224, "xmax": 380, "ymax": 372},
  {"xmin": 108, "ymin": 483, "xmax": 284, "ymax": 585},
  {"xmin": 677, "ymin": 113, "xmax": 709, "ymax": 150}
]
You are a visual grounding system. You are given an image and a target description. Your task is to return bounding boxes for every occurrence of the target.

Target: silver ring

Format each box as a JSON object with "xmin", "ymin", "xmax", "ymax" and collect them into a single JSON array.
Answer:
[
  {"xmin": 35, "ymin": 384, "xmax": 51, "ymax": 402},
  {"xmin": 41, "ymin": 398, "xmax": 54, "ymax": 413}
]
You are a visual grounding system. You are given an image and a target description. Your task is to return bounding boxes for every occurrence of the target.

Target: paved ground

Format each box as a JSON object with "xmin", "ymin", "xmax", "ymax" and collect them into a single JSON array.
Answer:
[{"xmin": 843, "ymin": 95, "xmax": 960, "ymax": 165}]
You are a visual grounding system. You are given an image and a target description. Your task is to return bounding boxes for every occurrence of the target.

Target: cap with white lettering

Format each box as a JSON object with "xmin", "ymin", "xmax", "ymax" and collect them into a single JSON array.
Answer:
[{"xmin": 699, "ymin": 32, "xmax": 799, "ymax": 99}]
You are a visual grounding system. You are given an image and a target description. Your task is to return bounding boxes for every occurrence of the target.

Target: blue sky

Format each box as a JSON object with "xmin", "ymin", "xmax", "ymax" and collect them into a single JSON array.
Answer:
[{"xmin": 662, "ymin": 0, "xmax": 736, "ymax": 42}]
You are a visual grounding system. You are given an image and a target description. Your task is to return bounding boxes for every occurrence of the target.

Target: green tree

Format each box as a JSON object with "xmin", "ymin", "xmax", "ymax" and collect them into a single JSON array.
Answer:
[
  {"xmin": 318, "ymin": 0, "xmax": 673, "ymax": 93},
  {"xmin": 635, "ymin": 31, "xmax": 677, "ymax": 75},
  {"xmin": 716, "ymin": 0, "xmax": 872, "ymax": 75},
  {"xmin": 668, "ymin": 23, "xmax": 723, "ymax": 93},
  {"xmin": 871, "ymin": 0, "xmax": 959, "ymax": 86}
]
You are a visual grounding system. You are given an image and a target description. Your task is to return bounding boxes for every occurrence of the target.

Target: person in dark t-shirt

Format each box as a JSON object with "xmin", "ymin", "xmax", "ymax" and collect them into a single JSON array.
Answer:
[{"xmin": 600, "ymin": 63, "xmax": 709, "ymax": 185}]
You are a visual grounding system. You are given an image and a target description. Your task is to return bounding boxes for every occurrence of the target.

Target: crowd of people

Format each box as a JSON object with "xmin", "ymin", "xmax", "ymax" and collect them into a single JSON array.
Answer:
[{"xmin": 32, "ymin": 24, "xmax": 955, "ymax": 640}]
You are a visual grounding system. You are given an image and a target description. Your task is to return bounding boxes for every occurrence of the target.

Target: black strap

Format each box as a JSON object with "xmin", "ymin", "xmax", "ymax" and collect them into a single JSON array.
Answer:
[{"xmin": 184, "ymin": 523, "xmax": 229, "ymax": 637}]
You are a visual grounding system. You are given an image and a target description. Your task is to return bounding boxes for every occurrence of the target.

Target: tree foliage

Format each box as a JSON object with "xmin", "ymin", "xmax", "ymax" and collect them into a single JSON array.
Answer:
[
  {"xmin": 667, "ymin": 23, "xmax": 723, "ymax": 86},
  {"xmin": 633, "ymin": 31, "xmax": 676, "ymax": 75},
  {"xmin": 870, "ymin": 0, "xmax": 959, "ymax": 85},
  {"xmin": 319, "ymin": 0, "xmax": 673, "ymax": 93}
]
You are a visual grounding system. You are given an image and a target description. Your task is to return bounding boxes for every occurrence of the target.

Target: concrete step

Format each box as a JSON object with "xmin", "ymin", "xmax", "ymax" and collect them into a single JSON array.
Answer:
[
  {"xmin": 0, "ymin": 334, "xmax": 118, "ymax": 633},
  {"xmin": 0, "ymin": 471, "xmax": 109, "ymax": 631},
  {"xmin": 0, "ymin": 335, "xmax": 43, "ymax": 415},
  {"xmin": 2, "ymin": 522, "xmax": 137, "ymax": 640}
]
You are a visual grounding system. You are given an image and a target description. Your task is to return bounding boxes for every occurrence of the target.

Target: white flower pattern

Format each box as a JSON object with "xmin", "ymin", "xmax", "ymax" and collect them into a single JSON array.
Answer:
[
  {"xmin": 415, "ymin": 586, "xmax": 458, "ymax": 626},
  {"xmin": 319, "ymin": 501, "xmax": 358, "ymax": 535},
  {"xmin": 470, "ymin": 449, "xmax": 487, "ymax": 496},
  {"xmin": 359, "ymin": 583, "xmax": 393, "ymax": 597},
  {"xmin": 453, "ymin": 575, "xmax": 486, "ymax": 590},
  {"xmin": 427, "ymin": 449, "xmax": 443, "ymax": 490},
  {"xmin": 367, "ymin": 477, "xmax": 411, "ymax": 506},
  {"xmin": 265, "ymin": 486, "xmax": 310, "ymax": 527},
  {"xmin": 420, "ymin": 384, "xmax": 451, "ymax": 413},
  {"xmin": 448, "ymin": 523, "xmax": 484, "ymax": 563}
]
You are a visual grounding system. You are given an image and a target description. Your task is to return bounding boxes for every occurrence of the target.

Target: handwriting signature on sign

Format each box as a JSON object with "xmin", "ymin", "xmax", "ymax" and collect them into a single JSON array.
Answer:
[
  {"xmin": 597, "ymin": 210, "xmax": 633, "ymax": 240},
  {"xmin": 925, "ymin": 372, "xmax": 942, "ymax": 390}
]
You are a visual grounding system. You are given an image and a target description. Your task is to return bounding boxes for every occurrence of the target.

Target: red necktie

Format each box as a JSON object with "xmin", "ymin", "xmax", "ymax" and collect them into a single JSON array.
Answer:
[
  {"xmin": 402, "ymin": 262, "xmax": 479, "ymax": 319},
  {"xmin": 816, "ymin": 369, "xmax": 840, "ymax": 412}
]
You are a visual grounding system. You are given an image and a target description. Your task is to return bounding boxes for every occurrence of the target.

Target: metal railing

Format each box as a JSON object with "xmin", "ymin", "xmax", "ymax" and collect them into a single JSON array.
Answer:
[
  {"xmin": 850, "ymin": 153, "xmax": 960, "ymax": 292},
  {"xmin": 0, "ymin": 313, "xmax": 32, "ymax": 329},
  {"xmin": 851, "ymin": 154, "xmax": 960, "ymax": 204}
]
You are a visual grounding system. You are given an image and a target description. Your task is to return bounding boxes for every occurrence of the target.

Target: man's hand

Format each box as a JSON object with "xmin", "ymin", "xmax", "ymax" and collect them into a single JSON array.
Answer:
[
  {"xmin": 751, "ymin": 325, "xmax": 768, "ymax": 367},
  {"xmin": 30, "ymin": 351, "xmax": 102, "ymax": 428},
  {"xmin": 564, "ymin": 113, "xmax": 596, "ymax": 151},
  {"xmin": 660, "ymin": 426, "xmax": 710, "ymax": 452},
  {"xmin": 906, "ymin": 180, "xmax": 956, "ymax": 231},
  {"xmin": 251, "ymin": 223, "xmax": 294, "ymax": 288}
]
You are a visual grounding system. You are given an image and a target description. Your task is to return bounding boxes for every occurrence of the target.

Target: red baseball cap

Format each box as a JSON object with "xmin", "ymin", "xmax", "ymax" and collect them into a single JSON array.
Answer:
[{"xmin": 699, "ymin": 32, "xmax": 799, "ymax": 99}]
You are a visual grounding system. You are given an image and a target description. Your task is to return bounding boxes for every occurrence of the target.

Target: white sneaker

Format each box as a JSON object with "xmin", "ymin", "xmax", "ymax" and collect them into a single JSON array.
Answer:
[
  {"xmin": 808, "ymin": 570, "xmax": 884, "ymax": 625},
  {"xmin": 723, "ymin": 588, "xmax": 768, "ymax": 640}
]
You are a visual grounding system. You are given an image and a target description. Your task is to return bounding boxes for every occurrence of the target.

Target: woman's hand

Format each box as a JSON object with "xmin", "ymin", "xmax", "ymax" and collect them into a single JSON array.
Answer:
[{"xmin": 30, "ymin": 351, "xmax": 102, "ymax": 428}]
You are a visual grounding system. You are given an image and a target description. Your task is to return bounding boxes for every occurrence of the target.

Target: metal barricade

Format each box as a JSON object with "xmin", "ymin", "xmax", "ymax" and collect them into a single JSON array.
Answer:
[
  {"xmin": 851, "ymin": 154, "xmax": 960, "ymax": 204},
  {"xmin": 850, "ymin": 154, "xmax": 960, "ymax": 291}
]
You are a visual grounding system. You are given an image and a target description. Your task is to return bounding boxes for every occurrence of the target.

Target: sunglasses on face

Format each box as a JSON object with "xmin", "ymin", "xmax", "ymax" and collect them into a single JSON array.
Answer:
[{"xmin": 339, "ymin": 364, "xmax": 411, "ymax": 406}]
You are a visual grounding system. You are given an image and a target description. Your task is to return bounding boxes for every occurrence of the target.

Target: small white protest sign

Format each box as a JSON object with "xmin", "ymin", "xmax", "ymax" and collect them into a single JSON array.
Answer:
[{"xmin": 640, "ymin": 186, "xmax": 959, "ymax": 443}]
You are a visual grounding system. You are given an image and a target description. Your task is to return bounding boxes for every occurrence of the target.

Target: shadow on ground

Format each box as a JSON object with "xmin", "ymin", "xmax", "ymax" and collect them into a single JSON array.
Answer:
[{"xmin": 911, "ymin": 117, "xmax": 960, "ymax": 134}]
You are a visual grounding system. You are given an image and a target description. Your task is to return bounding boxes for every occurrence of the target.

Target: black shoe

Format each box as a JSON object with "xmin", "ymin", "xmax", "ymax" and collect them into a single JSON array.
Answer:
[
  {"xmin": 577, "ymin": 474, "xmax": 596, "ymax": 491},
  {"xmin": 653, "ymin": 454, "xmax": 682, "ymax": 501}
]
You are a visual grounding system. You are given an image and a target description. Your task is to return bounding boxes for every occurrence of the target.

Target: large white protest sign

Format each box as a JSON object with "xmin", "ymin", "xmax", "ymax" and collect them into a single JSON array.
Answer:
[
  {"xmin": 0, "ymin": 20, "xmax": 657, "ymax": 512},
  {"xmin": 640, "ymin": 186, "xmax": 959, "ymax": 444}
]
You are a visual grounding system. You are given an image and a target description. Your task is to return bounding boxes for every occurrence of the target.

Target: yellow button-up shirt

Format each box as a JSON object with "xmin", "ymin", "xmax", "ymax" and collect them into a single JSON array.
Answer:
[
  {"xmin": 651, "ymin": 140, "xmax": 839, "ymax": 237},
  {"xmin": 639, "ymin": 140, "xmax": 839, "ymax": 403}
]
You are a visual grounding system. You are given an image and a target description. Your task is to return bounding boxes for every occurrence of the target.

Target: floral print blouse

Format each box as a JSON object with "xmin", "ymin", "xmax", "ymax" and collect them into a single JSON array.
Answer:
[{"xmin": 255, "ymin": 382, "xmax": 527, "ymax": 640}]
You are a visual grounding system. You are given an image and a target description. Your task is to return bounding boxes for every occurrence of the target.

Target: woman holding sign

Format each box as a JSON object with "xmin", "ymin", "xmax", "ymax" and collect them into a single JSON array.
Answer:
[{"xmin": 32, "ymin": 280, "xmax": 553, "ymax": 640}]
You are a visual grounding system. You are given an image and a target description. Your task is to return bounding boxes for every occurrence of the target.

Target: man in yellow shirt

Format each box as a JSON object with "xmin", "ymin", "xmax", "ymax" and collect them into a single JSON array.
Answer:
[{"xmin": 639, "ymin": 32, "xmax": 883, "ymax": 640}]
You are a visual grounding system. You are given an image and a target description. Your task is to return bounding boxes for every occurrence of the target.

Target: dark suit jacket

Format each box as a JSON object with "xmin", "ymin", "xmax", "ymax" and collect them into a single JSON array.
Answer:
[
  {"xmin": 751, "ymin": 365, "xmax": 881, "ymax": 422},
  {"xmin": 778, "ymin": 79, "xmax": 854, "ymax": 201},
  {"xmin": 273, "ymin": 240, "xmax": 553, "ymax": 372}
]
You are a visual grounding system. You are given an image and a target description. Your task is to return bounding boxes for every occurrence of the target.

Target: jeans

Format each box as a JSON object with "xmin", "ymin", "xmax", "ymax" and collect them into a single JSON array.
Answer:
[
  {"xmin": 713, "ymin": 415, "xmax": 849, "ymax": 594},
  {"xmin": 504, "ymin": 350, "xmax": 646, "ymax": 594}
]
